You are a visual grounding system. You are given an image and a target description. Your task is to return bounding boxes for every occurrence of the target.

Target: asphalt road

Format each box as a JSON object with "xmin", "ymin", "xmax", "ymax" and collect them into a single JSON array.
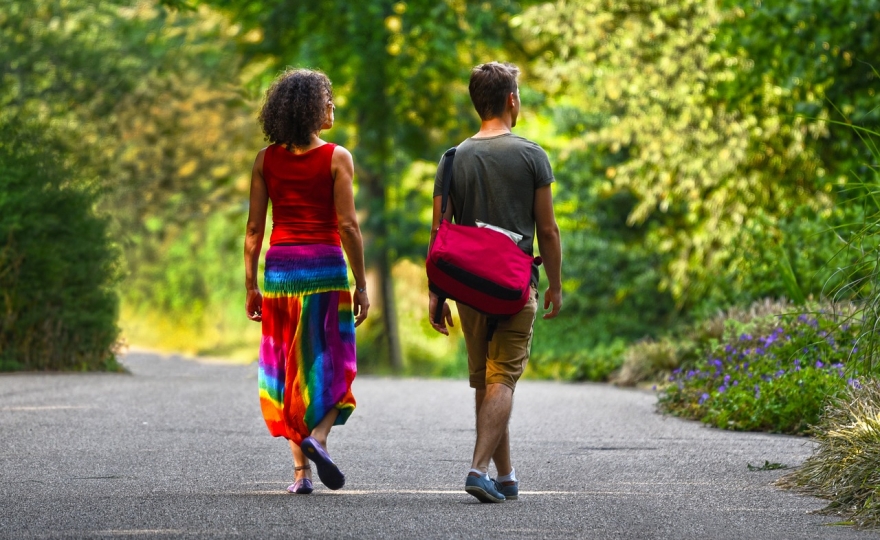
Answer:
[{"xmin": 0, "ymin": 351, "xmax": 875, "ymax": 539}]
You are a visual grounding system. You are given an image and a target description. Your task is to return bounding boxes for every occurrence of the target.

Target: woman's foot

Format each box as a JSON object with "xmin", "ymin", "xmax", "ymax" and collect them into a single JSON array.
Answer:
[
  {"xmin": 287, "ymin": 464, "xmax": 313, "ymax": 494},
  {"xmin": 287, "ymin": 478, "xmax": 313, "ymax": 494},
  {"xmin": 300, "ymin": 436, "xmax": 345, "ymax": 490}
]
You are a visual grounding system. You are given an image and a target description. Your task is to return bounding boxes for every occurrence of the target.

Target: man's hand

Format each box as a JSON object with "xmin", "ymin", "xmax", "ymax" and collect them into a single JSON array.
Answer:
[
  {"xmin": 428, "ymin": 292, "xmax": 454, "ymax": 335},
  {"xmin": 543, "ymin": 287, "xmax": 562, "ymax": 319},
  {"xmin": 246, "ymin": 288, "xmax": 263, "ymax": 321}
]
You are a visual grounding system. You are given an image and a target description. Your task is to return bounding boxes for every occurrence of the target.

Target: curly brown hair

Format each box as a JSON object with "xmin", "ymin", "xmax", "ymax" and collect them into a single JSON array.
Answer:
[{"xmin": 259, "ymin": 68, "xmax": 333, "ymax": 148}]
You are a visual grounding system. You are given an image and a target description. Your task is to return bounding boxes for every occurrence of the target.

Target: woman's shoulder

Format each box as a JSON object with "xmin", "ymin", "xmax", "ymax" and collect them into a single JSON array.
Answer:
[
  {"xmin": 260, "ymin": 144, "xmax": 281, "ymax": 162},
  {"xmin": 329, "ymin": 143, "xmax": 352, "ymax": 163}
]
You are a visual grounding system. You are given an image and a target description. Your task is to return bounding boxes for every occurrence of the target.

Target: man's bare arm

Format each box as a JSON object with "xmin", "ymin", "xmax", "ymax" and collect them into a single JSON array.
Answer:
[{"xmin": 534, "ymin": 184, "xmax": 562, "ymax": 319}]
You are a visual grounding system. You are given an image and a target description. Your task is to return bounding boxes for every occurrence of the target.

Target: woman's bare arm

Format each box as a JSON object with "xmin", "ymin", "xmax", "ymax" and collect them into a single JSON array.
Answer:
[
  {"xmin": 332, "ymin": 145, "xmax": 370, "ymax": 327},
  {"xmin": 244, "ymin": 149, "xmax": 269, "ymax": 321}
]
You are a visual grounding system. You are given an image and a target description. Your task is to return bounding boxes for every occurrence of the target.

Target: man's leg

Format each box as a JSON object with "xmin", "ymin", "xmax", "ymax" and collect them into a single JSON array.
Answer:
[
  {"xmin": 471, "ymin": 287, "xmax": 537, "ymax": 487},
  {"xmin": 471, "ymin": 382, "xmax": 514, "ymax": 474},
  {"xmin": 474, "ymin": 387, "xmax": 512, "ymax": 476}
]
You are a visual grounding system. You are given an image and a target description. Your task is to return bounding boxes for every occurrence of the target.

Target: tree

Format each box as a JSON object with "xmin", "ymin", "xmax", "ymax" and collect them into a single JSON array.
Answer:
[
  {"xmin": 195, "ymin": 0, "xmax": 533, "ymax": 370},
  {"xmin": 1, "ymin": 0, "xmax": 263, "ymax": 364},
  {"xmin": 0, "ymin": 122, "xmax": 120, "ymax": 370},
  {"xmin": 521, "ymin": 0, "xmax": 880, "ymax": 310}
]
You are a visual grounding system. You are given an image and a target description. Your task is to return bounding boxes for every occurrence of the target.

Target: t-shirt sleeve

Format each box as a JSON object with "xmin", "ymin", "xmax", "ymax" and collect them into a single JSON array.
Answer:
[
  {"xmin": 531, "ymin": 146, "xmax": 554, "ymax": 189},
  {"xmin": 432, "ymin": 154, "xmax": 446, "ymax": 198}
]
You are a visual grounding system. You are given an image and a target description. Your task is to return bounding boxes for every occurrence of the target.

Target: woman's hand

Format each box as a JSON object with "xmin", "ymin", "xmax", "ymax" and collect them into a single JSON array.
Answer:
[
  {"xmin": 246, "ymin": 288, "xmax": 263, "ymax": 321},
  {"xmin": 428, "ymin": 292, "xmax": 453, "ymax": 335},
  {"xmin": 353, "ymin": 289, "xmax": 370, "ymax": 327}
]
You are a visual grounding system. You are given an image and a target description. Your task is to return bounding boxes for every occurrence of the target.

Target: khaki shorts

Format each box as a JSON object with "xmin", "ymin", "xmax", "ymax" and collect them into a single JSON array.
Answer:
[{"xmin": 457, "ymin": 286, "xmax": 539, "ymax": 390}]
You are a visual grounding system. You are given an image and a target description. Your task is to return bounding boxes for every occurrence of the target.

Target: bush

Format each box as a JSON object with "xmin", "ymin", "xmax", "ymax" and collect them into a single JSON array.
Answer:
[
  {"xmin": 0, "ymin": 126, "xmax": 121, "ymax": 371},
  {"xmin": 527, "ymin": 338, "xmax": 626, "ymax": 382},
  {"xmin": 612, "ymin": 338, "xmax": 678, "ymax": 387},
  {"xmin": 777, "ymin": 380, "xmax": 880, "ymax": 528},
  {"xmin": 658, "ymin": 299, "xmax": 862, "ymax": 434}
]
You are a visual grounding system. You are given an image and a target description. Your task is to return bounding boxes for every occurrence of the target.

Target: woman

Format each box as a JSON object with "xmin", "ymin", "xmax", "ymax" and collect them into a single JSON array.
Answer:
[{"xmin": 244, "ymin": 68, "xmax": 369, "ymax": 495}]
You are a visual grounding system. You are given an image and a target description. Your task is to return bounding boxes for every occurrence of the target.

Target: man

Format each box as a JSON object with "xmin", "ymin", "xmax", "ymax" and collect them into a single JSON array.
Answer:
[{"xmin": 428, "ymin": 61, "xmax": 563, "ymax": 503}]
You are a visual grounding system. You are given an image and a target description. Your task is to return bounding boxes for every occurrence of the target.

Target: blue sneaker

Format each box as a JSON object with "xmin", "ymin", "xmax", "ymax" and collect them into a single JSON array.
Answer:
[
  {"xmin": 465, "ymin": 474, "xmax": 506, "ymax": 503},
  {"xmin": 498, "ymin": 479, "xmax": 518, "ymax": 500}
]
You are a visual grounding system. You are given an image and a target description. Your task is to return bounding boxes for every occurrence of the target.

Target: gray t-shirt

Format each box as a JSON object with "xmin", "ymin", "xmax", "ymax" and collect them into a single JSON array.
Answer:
[{"xmin": 433, "ymin": 133, "xmax": 554, "ymax": 284}]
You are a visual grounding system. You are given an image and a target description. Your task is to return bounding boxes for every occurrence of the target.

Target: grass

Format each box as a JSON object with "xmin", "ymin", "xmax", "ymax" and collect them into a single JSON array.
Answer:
[{"xmin": 777, "ymin": 379, "xmax": 880, "ymax": 528}]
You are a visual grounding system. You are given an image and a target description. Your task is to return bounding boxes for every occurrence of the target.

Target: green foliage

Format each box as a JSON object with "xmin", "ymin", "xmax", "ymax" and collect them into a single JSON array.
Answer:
[
  {"xmin": 197, "ymin": 0, "xmax": 537, "ymax": 369},
  {"xmin": 818, "ymin": 124, "xmax": 880, "ymax": 375},
  {"xmin": 543, "ymin": 145, "xmax": 681, "ymax": 344},
  {"xmin": 120, "ymin": 210, "xmax": 262, "ymax": 360},
  {"xmin": 8, "ymin": 0, "xmax": 880, "ymax": 385},
  {"xmin": 528, "ymin": 336, "xmax": 626, "ymax": 382},
  {"xmin": 0, "ymin": 0, "xmax": 262, "ymax": 368},
  {"xmin": 522, "ymin": 0, "xmax": 880, "ymax": 314},
  {"xmin": 613, "ymin": 338, "xmax": 679, "ymax": 387},
  {"xmin": 778, "ymin": 379, "xmax": 880, "ymax": 528},
  {"xmin": 0, "ymin": 125, "xmax": 120, "ymax": 371},
  {"xmin": 659, "ymin": 299, "xmax": 863, "ymax": 434}
]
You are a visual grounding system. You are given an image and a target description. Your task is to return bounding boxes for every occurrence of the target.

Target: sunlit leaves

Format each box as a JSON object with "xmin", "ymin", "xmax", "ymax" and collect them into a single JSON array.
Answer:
[{"xmin": 522, "ymin": 0, "xmax": 880, "ymax": 305}]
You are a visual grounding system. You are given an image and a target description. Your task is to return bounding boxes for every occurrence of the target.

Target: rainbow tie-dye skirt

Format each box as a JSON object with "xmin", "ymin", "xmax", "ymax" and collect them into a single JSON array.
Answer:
[{"xmin": 258, "ymin": 244, "xmax": 356, "ymax": 444}]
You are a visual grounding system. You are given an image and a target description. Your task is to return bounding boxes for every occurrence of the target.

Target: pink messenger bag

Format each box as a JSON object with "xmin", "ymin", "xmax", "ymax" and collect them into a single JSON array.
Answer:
[{"xmin": 426, "ymin": 147, "xmax": 542, "ymax": 339}]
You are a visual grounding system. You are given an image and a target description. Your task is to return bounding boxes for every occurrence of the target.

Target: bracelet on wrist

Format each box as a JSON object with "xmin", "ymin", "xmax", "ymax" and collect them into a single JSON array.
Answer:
[{"xmin": 356, "ymin": 286, "xmax": 366, "ymax": 293}]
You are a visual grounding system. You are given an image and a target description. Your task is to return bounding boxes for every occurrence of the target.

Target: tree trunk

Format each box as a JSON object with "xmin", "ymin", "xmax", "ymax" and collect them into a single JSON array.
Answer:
[
  {"xmin": 378, "ymin": 247, "xmax": 403, "ymax": 372},
  {"xmin": 359, "ymin": 168, "xmax": 403, "ymax": 373},
  {"xmin": 351, "ymin": 3, "xmax": 404, "ymax": 372}
]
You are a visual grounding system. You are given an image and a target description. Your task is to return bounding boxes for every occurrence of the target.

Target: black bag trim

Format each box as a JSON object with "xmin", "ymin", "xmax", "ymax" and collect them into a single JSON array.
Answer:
[{"xmin": 435, "ymin": 259, "xmax": 523, "ymax": 301}]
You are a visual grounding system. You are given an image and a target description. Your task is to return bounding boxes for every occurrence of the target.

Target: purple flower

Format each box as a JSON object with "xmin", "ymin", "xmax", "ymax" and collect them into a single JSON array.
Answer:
[
  {"xmin": 718, "ymin": 385, "xmax": 727, "ymax": 394},
  {"xmin": 848, "ymin": 379, "xmax": 862, "ymax": 390},
  {"xmin": 732, "ymin": 380, "xmax": 739, "ymax": 386},
  {"xmin": 815, "ymin": 360, "xmax": 824, "ymax": 369},
  {"xmin": 775, "ymin": 369, "xmax": 785, "ymax": 377},
  {"xmin": 699, "ymin": 393, "xmax": 710, "ymax": 405}
]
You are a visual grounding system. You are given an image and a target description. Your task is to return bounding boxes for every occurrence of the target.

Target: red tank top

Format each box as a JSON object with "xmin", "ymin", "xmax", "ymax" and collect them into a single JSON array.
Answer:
[{"xmin": 263, "ymin": 143, "xmax": 341, "ymax": 246}]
